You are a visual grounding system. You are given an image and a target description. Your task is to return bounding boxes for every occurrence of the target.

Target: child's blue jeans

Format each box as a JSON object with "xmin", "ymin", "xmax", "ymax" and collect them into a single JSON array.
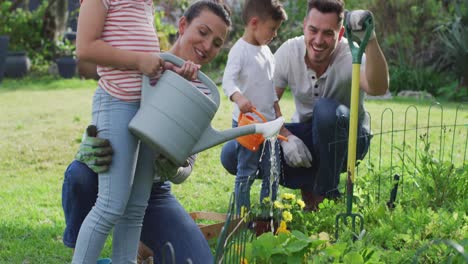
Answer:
[
  {"xmin": 72, "ymin": 87, "xmax": 155, "ymax": 263},
  {"xmin": 221, "ymin": 120, "xmax": 281, "ymax": 213}
]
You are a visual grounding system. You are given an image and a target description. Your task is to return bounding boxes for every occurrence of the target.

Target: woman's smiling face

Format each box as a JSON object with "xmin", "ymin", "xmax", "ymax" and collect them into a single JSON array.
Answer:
[{"xmin": 175, "ymin": 9, "xmax": 229, "ymax": 65}]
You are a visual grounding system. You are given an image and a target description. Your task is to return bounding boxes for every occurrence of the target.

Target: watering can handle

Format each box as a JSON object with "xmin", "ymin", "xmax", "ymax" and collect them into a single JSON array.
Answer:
[
  {"xmin": 344, "ymin": 12, "xmax": 374, "ymax": 64},
  {"xmin": 238, "ymin": 109, "xmax": 288, "ymax": 141},
  {"xmin": 159, "ymin": 52, "xmax": 220, "ymax": 106},
  {"xmin": 238, "ymin": 108, "xmax": 268, "ymax": 123}
]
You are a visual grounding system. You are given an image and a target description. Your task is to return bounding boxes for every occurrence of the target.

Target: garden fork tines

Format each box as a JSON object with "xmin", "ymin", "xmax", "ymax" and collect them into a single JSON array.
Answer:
[
  {"xmin": 335, "ymin": 12, "xmax": 374, "ymax": 240},
  {"xmin": 335, "ymin": 174, "xmax": 364, "ymax": 239}
]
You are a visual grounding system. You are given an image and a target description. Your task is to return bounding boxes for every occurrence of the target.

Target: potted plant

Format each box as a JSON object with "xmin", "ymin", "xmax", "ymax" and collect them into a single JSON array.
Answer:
[
  {"xmin": 247, "ymin": 197, "xmax": 281, "ymax": 236},
  {"xmin": 4, "ymin": 50, "xmax": 31, "ymax": 78},
  {"xmin": 247, "ymin": 193, "xmax": 306, "ymax": 236},
  {"xmin": 55, "ymin": 39, "xmax": 76, "ymax": 78}
]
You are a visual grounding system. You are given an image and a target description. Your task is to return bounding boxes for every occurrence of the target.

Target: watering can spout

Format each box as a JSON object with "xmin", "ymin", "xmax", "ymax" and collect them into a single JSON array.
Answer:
[{"xmin": 190, "ymin": 116, "xmax": 285, "ymax": 155}]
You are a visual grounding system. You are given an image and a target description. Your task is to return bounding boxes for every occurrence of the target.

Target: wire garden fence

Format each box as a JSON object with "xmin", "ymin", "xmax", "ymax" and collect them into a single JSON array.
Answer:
[
  {"xmin": 354, "ymin": 103, "xmax": 467, "ymax": 207},
  {"xmin": 213, "ymin": 102, "xmax": 467, "ymax": 263}
]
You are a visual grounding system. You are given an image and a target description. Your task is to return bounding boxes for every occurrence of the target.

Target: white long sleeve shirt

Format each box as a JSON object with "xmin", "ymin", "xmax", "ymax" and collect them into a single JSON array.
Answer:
[{"xmin": 222, "ymin": 38, "xmax": 278, "ymax": 121}]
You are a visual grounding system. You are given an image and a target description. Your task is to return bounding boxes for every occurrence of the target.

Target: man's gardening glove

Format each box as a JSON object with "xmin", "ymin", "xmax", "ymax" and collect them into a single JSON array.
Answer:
[
  {"xmin": 280, "ymin": 134, "xmax": 313, "ymax": 168},
  {"xmin": 74, "ymin": 125, "xmax": 113, "ymax": 173},
  {"xmin": 153, "ymin": 155, "xmax": 196, "ymax": 184},
  {"xmin": 345, "ymin": 10, "xmax": 376, "ymax": 42}
]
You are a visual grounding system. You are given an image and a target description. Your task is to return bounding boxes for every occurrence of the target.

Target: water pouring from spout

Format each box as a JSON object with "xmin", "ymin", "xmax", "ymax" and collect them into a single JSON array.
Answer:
[{"xmin": 254, "ymin": 116, "xmax": 285, "ymax": 139}]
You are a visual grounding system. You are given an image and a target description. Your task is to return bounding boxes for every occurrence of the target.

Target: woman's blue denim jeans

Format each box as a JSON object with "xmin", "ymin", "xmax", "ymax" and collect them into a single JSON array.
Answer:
[
  {"xmin": 220, "ymin": 120, "xmax": 281, "ymax": 213},
  {"xmin": 62, "ymin": 160, "xmax": 213, "ymax": 263},
  {"xmin": 221, "ymin": 98, "xmax": 371, "ymax": 199},
  {"xmin": 72, "ymin": 87, "xmax": 155, "ymax": 263}
]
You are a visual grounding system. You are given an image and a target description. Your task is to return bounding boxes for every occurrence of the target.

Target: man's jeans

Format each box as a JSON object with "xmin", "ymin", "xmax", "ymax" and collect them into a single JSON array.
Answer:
[
  {"xmin": 62, "ymin": 161, "xmax": 213, "ymax": 263},
  {"xmin": 220, "ymin": 98, "xmax": 371, "ymax": 198}
]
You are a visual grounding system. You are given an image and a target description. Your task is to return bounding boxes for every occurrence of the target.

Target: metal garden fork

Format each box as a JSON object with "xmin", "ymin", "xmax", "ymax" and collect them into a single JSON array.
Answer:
[{"xmin": 335, "ymin": 12, "xmax": 375, "ymax": 240}]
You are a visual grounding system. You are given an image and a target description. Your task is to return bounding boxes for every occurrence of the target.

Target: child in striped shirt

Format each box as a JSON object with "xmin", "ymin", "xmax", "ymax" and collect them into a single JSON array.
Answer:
[{"xmin": 72, "ymin": 0, "xmax": 202, "ymax": 262}]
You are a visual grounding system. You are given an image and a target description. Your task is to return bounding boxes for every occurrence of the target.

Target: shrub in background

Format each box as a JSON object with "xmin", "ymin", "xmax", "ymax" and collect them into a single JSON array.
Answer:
[
  {"xmin": 388, "ymin": 64, "xmax": 450, "ymax": 96},
  {"xmin": 434, "ymin": 1, "xmax": 468, "ymax": 93},
  {"xmin": 0, "ymin": 1, "xmax": 51, "ymax": 71}
]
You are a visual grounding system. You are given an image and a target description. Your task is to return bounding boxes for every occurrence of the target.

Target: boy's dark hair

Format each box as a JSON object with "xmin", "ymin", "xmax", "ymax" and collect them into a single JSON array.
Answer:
[
  {"xmin": 241, "ymin": 0, "xmax": 288, "ymax": 26},
  {"xmin": 306, "ymin": 0, "xmax": 344, "ymax": 25},
  {"xmin": 183, "ymin": 0, "xmax": 232, "ymax": 27}
]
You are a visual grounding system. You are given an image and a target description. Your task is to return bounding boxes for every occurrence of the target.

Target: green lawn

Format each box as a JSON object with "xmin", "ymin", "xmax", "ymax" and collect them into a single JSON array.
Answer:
[{"xmin": 0, "ymin": 77, "xmax": 466, "ymax": 263}]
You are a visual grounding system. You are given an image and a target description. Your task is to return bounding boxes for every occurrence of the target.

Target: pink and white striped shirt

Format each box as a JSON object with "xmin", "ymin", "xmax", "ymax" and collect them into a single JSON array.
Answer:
[{"xmin": 97, "ymin": 0, "xmax": 160, "ymax": 101}]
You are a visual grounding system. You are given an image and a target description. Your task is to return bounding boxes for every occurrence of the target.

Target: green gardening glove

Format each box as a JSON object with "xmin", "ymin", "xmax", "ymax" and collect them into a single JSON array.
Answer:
[
  {"xmin": 153, "ymin": 155, "xmax": 196, "ymax": 184},
  {"xmin": 75, "ymin": 125, "xmax": 113, "ymax": 173}
]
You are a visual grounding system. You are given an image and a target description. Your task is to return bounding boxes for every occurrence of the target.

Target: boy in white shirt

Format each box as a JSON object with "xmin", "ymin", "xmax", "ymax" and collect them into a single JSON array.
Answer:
[{"xmin": 221, "ymin": 0, "xmax": 287, "ymax": 212}]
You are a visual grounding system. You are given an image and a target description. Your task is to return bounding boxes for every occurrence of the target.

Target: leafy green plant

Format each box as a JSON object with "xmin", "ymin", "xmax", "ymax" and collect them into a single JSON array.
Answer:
[
  {"xmin": 245, "ymin": 230, "xmax": 327, "ymax": 263},
  {"xmin": 154, "ymin": 10, "xmax": 177, "ymax": 51},
  {"xmin": 402, "ymin": 133, "xmax": 468, "ymax": 210},
  {"xmin": 54, "ymin": 39, "xmax": 76, "ymax": 58},
  {"xmin": 435, "ymin": 1, "xmax": 468, "ymax": 91},
  {"xmin": 0, "ymin": 1, "xmax": 52, "ymax": 67},
  {"xmin": 388, "ymin": 64, "xmax": 449, "ymax": 96},
  {"xmin": 358, "ymin": 0, "xmax": 450, "ymax": 66},
  {"xmin": 436, "ymin": 81, "xmax": 468, "ymax": 102}
]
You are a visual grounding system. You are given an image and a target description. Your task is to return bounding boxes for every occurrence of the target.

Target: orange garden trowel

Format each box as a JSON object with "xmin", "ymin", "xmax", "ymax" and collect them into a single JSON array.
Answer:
[{"xmin": 335, "ymin": 13, "xmax": 374, "ymax": 240}]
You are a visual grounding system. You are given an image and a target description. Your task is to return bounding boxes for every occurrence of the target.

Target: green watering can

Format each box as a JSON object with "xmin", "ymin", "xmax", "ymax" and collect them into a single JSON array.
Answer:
[{"xmin": 129, "ymin": 53, "xmax": 285, "ymax": 166}]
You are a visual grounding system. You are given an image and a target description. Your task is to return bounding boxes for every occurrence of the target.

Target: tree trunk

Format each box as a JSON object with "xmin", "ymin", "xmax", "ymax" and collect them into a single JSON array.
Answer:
[
  {"xmin": 457, "ymin": 76, "xmax": 468, "ymax": 92},
  {"xmin": 42, "ymin": 0, "xmax": 69, "ymax": 43}
]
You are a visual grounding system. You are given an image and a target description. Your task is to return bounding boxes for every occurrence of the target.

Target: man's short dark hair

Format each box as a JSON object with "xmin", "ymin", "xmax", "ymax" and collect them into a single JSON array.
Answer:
[
  {"xmin": 306, "ymin": 0, "xmax": 344, "ymax": 25},
  {"xmin": 242, "ymin": 0, "xmax": 288, "ymax": 26}
]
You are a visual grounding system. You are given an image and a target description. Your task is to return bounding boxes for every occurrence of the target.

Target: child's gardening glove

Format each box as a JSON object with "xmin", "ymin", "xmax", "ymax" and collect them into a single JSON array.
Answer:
[
  {"xmin": 280, "ymin": 134, "xmax": 312, "ymax": 168},
  {"xmin": 74, "ymin": 125, "xmax": 113, "ymax": 173},
  {"xmin": 345, "ymin": 10, "xmax": 376, "ymax": 42},
  {"xmin": 153, "ymin": 155, "xmax": 196, "ymax": 184}
]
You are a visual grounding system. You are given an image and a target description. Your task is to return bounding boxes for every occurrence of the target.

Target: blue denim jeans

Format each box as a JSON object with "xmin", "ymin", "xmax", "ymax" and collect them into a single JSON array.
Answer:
[
  {"xmin": 220, "ymin": 120, "xmax": 281, "ymax": 213},
  {"xmin": 62, "ymin": 161, "xmax": 213, "ymax": 264},
  {"xmin": 220, "ymin": 98, "xmax": 371, "ymax": 198},
  {"xmin": 72, "ymin": 87, "xmax": 155, "ymax": 263}
]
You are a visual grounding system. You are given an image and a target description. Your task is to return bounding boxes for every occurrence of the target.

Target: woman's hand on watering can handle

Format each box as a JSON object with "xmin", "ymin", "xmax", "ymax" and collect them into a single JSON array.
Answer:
[
  {"xmin": 137, "ymin": 53, "xmax": 165, "ymax": 77},
  {"xmin": 153, "ymin": 155, "xmax": 195, "ymax": 184},
  {"xmin": 164, "ymin": 60, "xmax": 201, "ymax": 81}
]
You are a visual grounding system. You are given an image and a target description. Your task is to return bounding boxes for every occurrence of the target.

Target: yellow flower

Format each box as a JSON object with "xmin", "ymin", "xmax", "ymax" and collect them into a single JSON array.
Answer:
[
  {"xmin": 276, "ymin": 220, "xmax": 290, "ymax": 235},
  {"xmin": 281, "ymin": 193, "xmax": 296, "ymax": 200},
  {"xmin": 297, "ymin": 199, "xmax": 305, "ymax": 209},
  {"xmin": 274, "ymin": 201, "xmax": 283, "ymax": 209},
  {"xmin": 240, "ymin": 206, "xmax": 247, "ymax": 218},
  {"xmin": 240, "ymin": 258, "xmax": 249, "ymax": 264},
  {"xmin": 282, "ymin": 211, "xmax": 293, "ymax": 222},
  {"xmin": 284, "ymin": 204, "xmax": 292, "ymax": 210},
  {"xmin": 262, "ymin": 197, "xmax": 271, "ymax": 203}
]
